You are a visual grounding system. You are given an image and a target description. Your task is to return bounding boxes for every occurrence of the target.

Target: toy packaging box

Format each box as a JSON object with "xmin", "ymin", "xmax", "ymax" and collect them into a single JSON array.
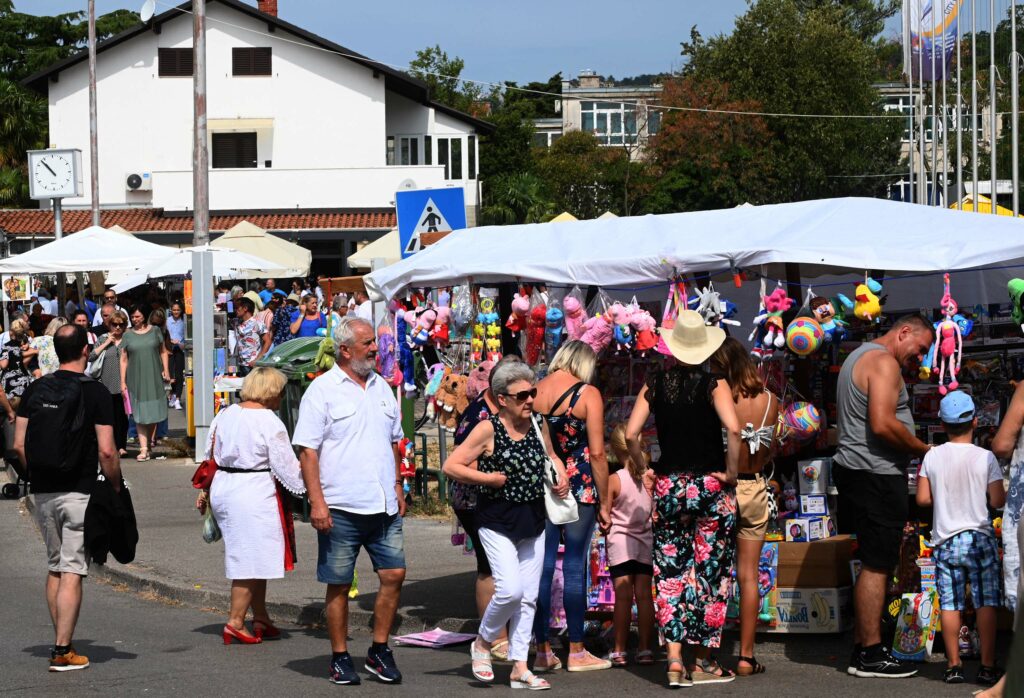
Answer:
[
  {"xmin": 797, "ymin": 458, "xmax": 830, "ymax": 495},
  {"xmin": 777, "ymin": 535, "xmax": 854, "ymax": 587},
  {"xmin": 891, "ymin": 590, "xmax": 940, "ymax": 661},
  {"xmin": 726, "ymin": 543, "xmax": 779, "ymax": 629},
  {"xmin": 785, "ymin": 516, "xmax": 834, "ymax": 542},
  {"xmin": 799, "ymin": 494, "xmax": 828, "ymax": 516},
  {"xmin": 770, "ymin": 587, "xmax": 852, "ymax": 633}
]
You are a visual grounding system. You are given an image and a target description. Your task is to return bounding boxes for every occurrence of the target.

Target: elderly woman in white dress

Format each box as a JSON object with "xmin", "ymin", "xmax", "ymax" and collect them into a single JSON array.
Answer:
[{"xmin": 196, "ymin": 367, "xmax": 306, "ymax": 645}]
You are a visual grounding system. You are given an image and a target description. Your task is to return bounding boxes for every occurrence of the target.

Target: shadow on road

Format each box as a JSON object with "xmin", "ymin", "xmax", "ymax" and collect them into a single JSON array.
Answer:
[{"xmin": 22, "ymin": 639, "xmax": 138, "ymax": 663}]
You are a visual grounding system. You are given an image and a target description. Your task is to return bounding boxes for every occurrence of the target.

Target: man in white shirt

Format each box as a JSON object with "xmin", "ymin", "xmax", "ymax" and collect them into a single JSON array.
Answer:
[
  {"xmin": 293, "ymin": 316, "xmax": 406, "ymax": 686},
  {"xmin": 91, "ymin": 289, "xmax": 122, "ymax": 326},
  {"xmin": 353, "ymin": 290, "xmax": 373, "ymax": 323}
]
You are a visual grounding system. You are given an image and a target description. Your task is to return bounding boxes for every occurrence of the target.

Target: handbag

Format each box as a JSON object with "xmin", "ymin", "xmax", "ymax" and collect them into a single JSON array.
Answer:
[
  {"xmin": 191, "ymin": 427, "xmax": 217, "ymax": 490},
  {"xmin": 531, "ymin": 415, "xmax": 579, "ymax": 525},
  {"xmin": 86, "ymin": 345, "xmax": 106, "ymax": 379}
]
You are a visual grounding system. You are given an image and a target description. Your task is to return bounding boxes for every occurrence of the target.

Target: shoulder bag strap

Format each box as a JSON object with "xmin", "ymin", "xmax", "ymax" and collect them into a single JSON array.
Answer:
[{"xmin": 547, "ymin": 381, "xmax": 586, "ymax": 417}]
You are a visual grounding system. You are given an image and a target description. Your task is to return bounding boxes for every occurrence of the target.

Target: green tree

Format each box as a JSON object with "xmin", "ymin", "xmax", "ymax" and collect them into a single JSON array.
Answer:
[
  {"xmin": 792, "ymin": 0, "xmax": 900, "ymax": 41},
  {"xmin": 480, "ymin": 172, "xmax": 555, "ymax": 225},
  {"xmin": 408, "ymin": 44, "xmax": 481, "ymax": 113},
  {"xmin": 682, "ymin": 0, "xmax": 903, "ymax": 202},
  {"xmin": 533, "ymin": 131, "xmax": 623, "ymax": 219},
  {"xmin": 502, "ymin": 72, "xmax": 562, "ymax": 119},
  {"xmin": 478, "ymin": 99, "xmax": 535, "ymax": 181}
]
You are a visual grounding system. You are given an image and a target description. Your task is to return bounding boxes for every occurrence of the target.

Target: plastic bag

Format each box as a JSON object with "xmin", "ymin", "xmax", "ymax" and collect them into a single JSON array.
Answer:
[
  {"xmin": 524, "ymin": 287, "xmax": 547, "ymax": 367},
  {"xmin": 202, "ymin": 507, "xmax": 222, "ymax": 544},
  {"xmin": 450, "ymin": 284, "xmax": 475, "ymax": 335},
  {"xmin": 563, "ymin": 285, "xmax": 588, "ymax": 340}
]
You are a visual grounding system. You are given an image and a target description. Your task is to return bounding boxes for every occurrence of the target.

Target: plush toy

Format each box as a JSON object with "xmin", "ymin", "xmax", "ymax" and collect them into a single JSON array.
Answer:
[
  {"xmin": 376, "ymin": 324, "xmax": 401, "ymax": 387},
  {"xmin": 781, "ymin": 475, "xmax": 798, "ymax": 513},
  {"xmin": 396, "ymin": 314, "xmax": 416, "ymax": 394},
  {"xmin": 563, "ymin": 295, "xmax": 588, "ymax": 340},
  {"xmin": 398, "ymin": 437, "xmax": 415, "ymax": 499},
  {"xmin": 1009, "ymin": 279, "xmax": 1024, "ymax": 332},
  {"xmin": 471, "ymin": 323, "xmax": 485, "ymax": 364},
  {"xmin": 412, "ymin": 308, "xmax": 435, "ymax": 346},
  {"xmin": 437, "ymin": 289, "xmax": 451, "ymax": 309},
  {"xmin": 475, "ymin": 297, "xmax": 501, "ymax": 363},
  {"xmin": 810, "ymin": 296, "xmax": 847, "ymax": 343},
  {"xmin": 466, "ymin": 360, "xmax": 495, "ymax": 400},
  {"xmin": 545, "ymin": 307, "xmax": 565, "ymax": 362},
  {"xmin": 607, "ymin": 302, "xmax": 629, "ymax": 327},
  {"xmin": 932, "ymin": 273, "xmax": 963, "ymax": 395},
  {"xmin": 632, "ymin": 309, "xmax": 658, "ymax": 356},
  {"xmin": 689, "ymin": 285, "xmax": 740, "ymax": 327},
  {"xmin": 423, "ymin": 364, "xmax": 447, "ymax": 422},
  {"xmin": 786, "ymin": 316, "xmax": 824, "ymax": 357},
  {"xmin": 525, "ymin": 304, "xmax": 547, "ymax": 366},
  {"xmin": 431, "ymin": 306, "xmax": 451, "ymax": 348},
  {"xmin": 613, "ymin": 318, "xmax": 635, "ymax": 354},
  {"xmin": 579, "ymin": 312, "xmax": 614, "ymax": 354},
  {"xmin": 853, "ymin": 277, "xmax": 884, "ymax": 323},
  {"xmin": 750, "ymin": 288, "xmax": 794, "ymax": 360},
  {"xmin": 920, "ymin": 314, "xmax": 973, "ymax": 381},
  {"xmin": 486, "ymin": 336, "xmax": 503, "ymax": 362},
  {"xmin": 435, "ymin": 372, "xmax": 469, "ymax": 432},
  {"xmin": 506, "ymin": 294, "xmax": 530, "ymax": 336}
]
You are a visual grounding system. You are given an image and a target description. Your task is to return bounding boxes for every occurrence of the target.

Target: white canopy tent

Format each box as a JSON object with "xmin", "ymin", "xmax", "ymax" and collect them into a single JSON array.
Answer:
[
  {"xmin": 112, "ymin": 245, "xmax": 293, "ymax": 292},
  {"xmin": 210, "ymin": 221, "xmax": 311, "ymax": 278},
  {"xmin": 365, "ymin": 197, "xmax": 1024, "ymax": 301},
  {"xmin": 348, "ymin": 230, "xmax": 400, "ymax": 270},
  {"xmin": 0, "ymin": 225, "xmax": 175, "ymax": 274}
]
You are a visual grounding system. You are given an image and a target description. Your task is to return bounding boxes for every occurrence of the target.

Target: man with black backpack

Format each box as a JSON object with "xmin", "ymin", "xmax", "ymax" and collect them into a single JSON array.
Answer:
[{"xmin": 12, "ymin": 324, "xmax": 121, "ymax": 672}]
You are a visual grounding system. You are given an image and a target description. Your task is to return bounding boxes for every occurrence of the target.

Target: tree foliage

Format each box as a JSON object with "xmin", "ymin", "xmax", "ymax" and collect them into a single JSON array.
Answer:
[
  {"xmin": 408, "ymin": 44, "xmax": 482, "ymax": 113},
  {"xmin": 533, "ymin": 131, "xmax": 624, "ymax": 219},
  {"xmin": 480, "ymin": 172, "xmax": 555, "ymax": 225}
]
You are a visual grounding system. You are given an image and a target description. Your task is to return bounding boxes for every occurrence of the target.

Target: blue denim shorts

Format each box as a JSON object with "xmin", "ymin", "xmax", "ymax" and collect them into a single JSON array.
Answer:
[
  {"xmin": 934, "ymin": 530, "xmax": 1002, "ymax": 611},
  {"xmin": 317, "ymin": 510, "xmax": 406, "ymax": 586}
]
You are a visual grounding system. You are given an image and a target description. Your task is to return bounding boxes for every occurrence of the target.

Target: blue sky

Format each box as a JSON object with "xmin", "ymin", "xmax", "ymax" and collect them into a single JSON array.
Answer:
[{"xmin": 24, "ymin": 0, "xmax": 908, "ymax": 85}]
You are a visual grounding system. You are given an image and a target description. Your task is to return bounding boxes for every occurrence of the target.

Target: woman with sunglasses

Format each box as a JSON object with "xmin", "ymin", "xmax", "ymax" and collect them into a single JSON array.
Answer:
[
  {"xmin": 89, "ymin": 310, "xmax": 131, "ymax": 455},
  {"xmin": 532, "ymin": 340, "xmax": 612, "ymax": 673},
  {"xmin": 444, "ymin": 360, "xmax": 571, "ymax": 690}
]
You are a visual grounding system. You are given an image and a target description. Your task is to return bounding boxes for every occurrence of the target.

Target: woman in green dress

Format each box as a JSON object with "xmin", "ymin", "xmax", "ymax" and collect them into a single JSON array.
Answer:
[{"xmin": 120, "ymin": 304, "xmax": 170, "ymax": 461}]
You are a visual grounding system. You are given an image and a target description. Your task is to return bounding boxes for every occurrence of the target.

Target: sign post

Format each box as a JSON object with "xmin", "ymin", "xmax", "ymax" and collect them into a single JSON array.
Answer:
[{"xmin": 395, "ymin": 187, "xmax": 467, "ymax": 259}]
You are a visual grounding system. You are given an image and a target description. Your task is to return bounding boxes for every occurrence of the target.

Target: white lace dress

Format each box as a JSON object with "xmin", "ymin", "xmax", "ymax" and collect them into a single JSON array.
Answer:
[{"xmin": 206, "ymin": 404, "xmax": 306, "ymax": 580}]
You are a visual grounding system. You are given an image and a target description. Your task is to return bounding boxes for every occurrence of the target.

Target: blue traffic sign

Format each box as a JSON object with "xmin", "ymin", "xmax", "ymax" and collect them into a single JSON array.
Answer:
[{"xmin": 396, "ymin": 187, "xmax": 466, "ymax": 259}]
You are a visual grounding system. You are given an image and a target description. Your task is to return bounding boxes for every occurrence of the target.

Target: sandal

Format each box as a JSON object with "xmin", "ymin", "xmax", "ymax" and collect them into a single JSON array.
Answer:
[
  {"xmin": 532, "ymin": 650, "xmax": 562, "ymax": 673},
  {"xmin": 607, "ymin": 651, "xmax": 628, "ymax": 667},
  {"xmin": 690, "ymin": 656, "xmax": 736, "ymax": 684},
  {"xmin": 252, "ymin": 619, "xmax": 281, "ymax": 640},
  {"xmin": 510, "ymin": 670, "xmax": 550, "ymax": 690},
  {"xmin": 136, "ymin": 451, "xmax": 150, "ymax": 462},
  {"xmin": 635, "ymin": 649, "xmax": 655, "ymax": 666},
  {"xmin": 666, "ymin": 658, "xmax": 691, "ymax": 689},
  {"xmin": 567, "ymin": 649, "xmax": 611, "ymax": 672},
  {"xmin": 470, "ymin": 639, "xmax": 494, "ymax": 683},
  {"xmin": 736, "ymin": 655, "xmax": 765, "ymax": 676},
  {"xmin": 490, "ymin": 639, "xmax": 510, "ymax": 662}
]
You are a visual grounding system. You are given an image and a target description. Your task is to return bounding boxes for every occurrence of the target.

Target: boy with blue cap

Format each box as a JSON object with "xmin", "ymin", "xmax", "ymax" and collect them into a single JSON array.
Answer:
[{"xmin": 917, "ymin": 390, "xmax": 1006, "ymax": 686}]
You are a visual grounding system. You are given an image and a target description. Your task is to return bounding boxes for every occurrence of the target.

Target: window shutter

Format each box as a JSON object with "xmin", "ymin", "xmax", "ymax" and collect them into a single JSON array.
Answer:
[
  {"xmin": 158, "ymin": 47, "xmax": 194, "ymax": 77},
  {"xmin": 212, "ymin": 132, "xmax": 258, "ymax": 168},
  {"xmin": 232, "ymin": 47, "xmax": 272, "ymax": 76}
]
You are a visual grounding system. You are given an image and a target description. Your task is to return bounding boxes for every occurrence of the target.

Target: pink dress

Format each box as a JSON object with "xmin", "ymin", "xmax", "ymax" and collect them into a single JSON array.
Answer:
[{"xmin": 607, "ymin": 470, "xmax": 654, "ymax": 566}]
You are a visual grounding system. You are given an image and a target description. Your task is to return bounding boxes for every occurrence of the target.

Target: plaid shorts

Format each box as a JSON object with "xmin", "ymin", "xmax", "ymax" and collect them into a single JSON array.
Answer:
[{"xmin": 933, "ymin": 530, "xmax": 1002, "ymax": 611}]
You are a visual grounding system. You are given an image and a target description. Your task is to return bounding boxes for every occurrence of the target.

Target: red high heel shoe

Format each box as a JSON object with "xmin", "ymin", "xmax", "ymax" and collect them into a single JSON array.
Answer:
[
  {"xmin": 253, "ymin": 620, "xmax": 281, "ymax": 640},
  {"xmin": 222, "ymin": 623, "xmax": 262, "ymax": 645}
]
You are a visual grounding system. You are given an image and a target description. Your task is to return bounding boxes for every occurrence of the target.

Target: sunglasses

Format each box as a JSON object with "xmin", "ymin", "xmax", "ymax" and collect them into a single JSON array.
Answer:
[
  {"xmin": 111, "ymin": 322, "xmax": 126, "ymax": 328},
  {"xmin": 503, "ymin": 388, "xmax": 537, "ymax": 402}
]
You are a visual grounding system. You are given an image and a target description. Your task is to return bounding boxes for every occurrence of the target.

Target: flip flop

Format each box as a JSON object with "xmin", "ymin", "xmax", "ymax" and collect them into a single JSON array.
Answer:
[
  {"xmin": 510, "ymin": 670, "xmax": 550, "ymax": 690},
  {"xmin": 490, "ymin": 639, "xmax": 510, "ymax": 662},
  {"xmin": 635, "ymin": 650, "xmax": 655, "ymax": 665}
]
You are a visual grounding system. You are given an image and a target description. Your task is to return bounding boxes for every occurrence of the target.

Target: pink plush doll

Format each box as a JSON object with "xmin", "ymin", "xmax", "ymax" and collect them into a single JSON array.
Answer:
[
  {"xmin": 506, "ymin": 294, "xmax": 530, "ymax": 336},
  {"xmin": 413, "ymin": 309, "xmax": 435, "ymax": 346},
  {"xmin": 632, "ymin": 309, "xmax": 658, "ymax": 356},
  {"xmin": 431, "ymin": 306, "xmax": 451, "ymax": 348},
  {"xmin": 761, "ymin": 288, "xmax": 794, "ymax": 351},
  {"xmin": 932, "ymin": 274, "xmax": 963, "ymax": 395},
  {"xmin": 466, "ymin": 359, "xmax": 495, "ymax": 400},
  {"xmin": 563, "ymin": 296, "xmax": 587, "ymax": 340},
  {"xmin": 579, "ymin": 312, "xmax": 614, "ymax": 354}
]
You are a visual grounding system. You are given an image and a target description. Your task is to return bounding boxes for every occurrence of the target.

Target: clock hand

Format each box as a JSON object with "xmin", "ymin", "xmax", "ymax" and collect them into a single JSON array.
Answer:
[{"xmin": 42, "ymin": 161, "xmax": 56, "ymax": 176}]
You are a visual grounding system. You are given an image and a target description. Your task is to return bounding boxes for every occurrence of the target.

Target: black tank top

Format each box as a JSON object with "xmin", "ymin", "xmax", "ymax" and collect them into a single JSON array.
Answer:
[{"xmin": 648, "ymin": 367, "xmax": 725, "ymax": 475}]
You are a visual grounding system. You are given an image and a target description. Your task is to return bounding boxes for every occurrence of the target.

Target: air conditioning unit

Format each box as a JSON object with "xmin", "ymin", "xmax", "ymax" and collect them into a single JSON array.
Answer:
[{"xmin": 125, "ymin": 171, "xmax": 152, "ymax": 191}]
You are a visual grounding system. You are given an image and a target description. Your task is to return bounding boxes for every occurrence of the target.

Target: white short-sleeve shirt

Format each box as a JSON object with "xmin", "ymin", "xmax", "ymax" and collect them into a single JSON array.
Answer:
[
  {"xmin": 919, "ymin": 442, "xmax": 1004, "ymax": 546},
  {"xmin": 292, "ymin": 365, "xmax": 404, "ymax": 515}
]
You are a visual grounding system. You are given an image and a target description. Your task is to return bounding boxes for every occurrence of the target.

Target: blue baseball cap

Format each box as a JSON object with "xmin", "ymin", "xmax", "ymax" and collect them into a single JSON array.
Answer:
[{"xmin": 939, "ymin": 390, "xmax": 976, "ymax": 424}]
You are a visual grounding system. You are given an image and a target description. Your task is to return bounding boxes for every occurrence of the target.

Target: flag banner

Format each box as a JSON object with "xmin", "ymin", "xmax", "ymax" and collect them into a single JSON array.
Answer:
[{"xmin": 905, "ymin": 0, "xmax": 963, "ymax": 81}]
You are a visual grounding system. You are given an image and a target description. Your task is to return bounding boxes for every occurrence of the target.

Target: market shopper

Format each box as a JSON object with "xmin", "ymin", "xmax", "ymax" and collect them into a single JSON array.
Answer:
[
  {"xmin": 443, "ymin": 360, "xmax": 571, "ymax": 690},
  {"xmin": 233, "ymin": 297, "xmax": 271, "ymax": 377},
  {"xmin": 271, "ymin": 292, "xmax": 295, "ymax": 347},
  {"xmin": 293, "ymin": 316, "xmax": 407, "ymax": 686},
  {"xmin": 289, "ymin": 294, "xmax": 327, "ymax": 337},
  {"xmin": 90, "ymin": 288, "xmax": 121, "ymax": 326},
  {"xmin": 90, "ymin": 302, "xmax": 116, "ymax": 336},
  {"xmin": 624, "ymin": 310, "xmax": 741, "ymax": 688},
  {"xmin": 89, "ymin": 311, "xmax": 130, "ymax": 455},
  {"xmin": 916, "ymin": 391, "xmax": 1005, "ymax": 686},
  {"xmin": 30, "ymin": 317, "xmax": 68, "ymax": 377},
  {"xmin": 532, "ymin": 340, "xmax": 612, "ymax": 673},
  {"xmin": 834, "ymin": 313, "xmax": 934, "ymax": 679},
  {"xmin": 119, "ymin": 304, "xmax": 169, "ymax": 462},
  {"xmin": 710, "ymin": 337, "xmax": 778, "ymax": 677},
  {"xmin": 993, "ymin": 378, "xmax": 1024, "ymax": 614},
  {"xmin": 353, "ymin": 290, "xmax": 372, "ymax": 322},
  {"xmin": 166, "ymin": 302, "xmax": 185, "ymax": 409},
  {"xmin": 1, "ymin": 318, "xmax": 36, "ymax": 406},
  {"xmin": 198, "ymin": 367, "xmax": 306, "ymax": 645}
]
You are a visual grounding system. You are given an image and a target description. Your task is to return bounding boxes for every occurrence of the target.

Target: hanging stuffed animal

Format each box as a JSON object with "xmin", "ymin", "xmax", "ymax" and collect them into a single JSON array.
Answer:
[
  {"xmin": 544, "ymin": 307, "xmax": 565, "ymax": 362},
  {"xmin": 563, "ymin": 295, "xmax": 588, "ymax": 340},
  {"xmin": 689, "ymin": 284, "xmax": 741, "ymax": 327},
  {"xmin": 476, "ymin": 297, "xmax": 501, "ymax": 363},
  {"xmin": 412, "ymin": 308, "xmax": 435, "ymax": 346},
  {"xmin": 466, "ymin": 359, "xmax": 495, "ymax": 400},
  {"xmin": 932, "ymin": 273, "xmax": 963, "ymax": 395},
  {"xmin": 376, "ymin": 324, "xmax": 401, "ymax": 387},
  {"xmin": 398, "ymin": 437, "xmax": 416, "ymax": 500},
  {"xmin": 431, "ymin": 306, "xmax": 451, "ymax": 348},
  {"xmin": 506, "ymin": 293, "xmax": 529, "ymax": 336},
  {"xmin": 423, "ymin": 364, "xmax": 447, "ymax": 422},
  {"xmin": 853, "ymin": 277, "xmax": 885, "ymax": 323},
  {"xmin": 525, "ymin": 304, "xmax": 547, "ymax": 366},
  {"xmin": 750, "ymin": 287, "xmax": 794, "ymax": 360},
  {"xmin": 579, "ymin": 312, "xmax": 614, "ymax": 355},
  {"xmin": 396, "ymin": 313, "xmax": 416, "ymax": 394},
  {"xmin": 781, "ymin": 474, "xmax": 799, "ymax": 514},
  {"xmin": 435, "ymin": 371, "xmax": 469, "ymax": 431},
  {"xmin": 632, "ymin": 309, "xmax": 658, "ymax": 357},
  {"xmin": 810, "ymin": 296, "xmax": 847, "ymax": 344}
]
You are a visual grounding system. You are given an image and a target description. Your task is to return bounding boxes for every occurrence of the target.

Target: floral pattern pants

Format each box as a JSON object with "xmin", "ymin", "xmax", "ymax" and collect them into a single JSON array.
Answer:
[{"xmin": 652, "ymin": 470, "xmax": 737, "ymax": 647}]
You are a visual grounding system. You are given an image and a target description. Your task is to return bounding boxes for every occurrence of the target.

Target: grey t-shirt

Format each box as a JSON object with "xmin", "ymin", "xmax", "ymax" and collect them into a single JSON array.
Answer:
[{"xmin": 834, "ymin": 342, "xmax": 915, "ymax": 476}]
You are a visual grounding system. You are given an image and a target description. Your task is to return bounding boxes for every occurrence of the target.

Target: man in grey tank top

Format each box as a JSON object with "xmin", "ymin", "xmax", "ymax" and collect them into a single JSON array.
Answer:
[{"xmin": 834, "ymin": 314, "xmax": 933, "ymax": 680}]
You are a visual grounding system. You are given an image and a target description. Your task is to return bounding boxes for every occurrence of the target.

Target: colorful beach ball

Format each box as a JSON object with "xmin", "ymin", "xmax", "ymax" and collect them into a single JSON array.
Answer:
[
  {"xmin": 786, "ymin": 317, "xmax": 824, "ymax": 356},
  {"xmin": 782, "ymin": 401, "xmax": 821, "ymax": 443}
]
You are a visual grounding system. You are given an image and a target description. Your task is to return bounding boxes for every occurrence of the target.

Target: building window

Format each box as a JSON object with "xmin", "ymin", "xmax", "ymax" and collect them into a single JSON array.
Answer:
[
  {"xmin": 647, "ymin": 109, "xmax": 661, "ymax": 136},
  {"xmin": 232, "ymin": 47, "xmax": 272, "ymax": 76},
  {"xmin": 437, "ymin": 137, "xmax": 464, "ymax": 179},
  {"xmin": 386, "ymin": 136, "xmax": 395, "ymax": 166},
  {"xmin": 424, "ymin": 135, "xmax": 432, "ymax": 165},
  {"xmin": 450, "ymin": 138, "xmax": 463, "ymax": 179},
  {"xmin": 398, "ymin": 136, "xmax": 419, "ymax": 166},
  {"xmin": 580, "ymin": 100, "xmax": 641, "ymax": 145},
  {"xmin": 468, "ymin": 135, "xmax": 476, "ymax": 179},
  {"xmin": 212, "ymin": 132, "xmax": 257, "ymax": 168},
  {"xmin": 158, "ymin": 47, "xmax": 193, "ymax": 77},
  {"xmin": 438, "ymin": 138, "xmax": 449, "ymax": 179}
]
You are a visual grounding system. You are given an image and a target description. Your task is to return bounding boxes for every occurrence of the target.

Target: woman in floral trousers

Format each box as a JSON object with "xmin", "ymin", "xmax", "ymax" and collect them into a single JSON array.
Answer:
[{"xmin": 626, "ymin": 310, "xmax": 742, "ymax": 688}]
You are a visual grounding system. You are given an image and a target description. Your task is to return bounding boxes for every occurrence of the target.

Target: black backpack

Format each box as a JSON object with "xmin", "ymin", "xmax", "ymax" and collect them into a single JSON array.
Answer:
[{"xmin": 24, "ymin": 373, "xmax": 92, "ymax": 480}]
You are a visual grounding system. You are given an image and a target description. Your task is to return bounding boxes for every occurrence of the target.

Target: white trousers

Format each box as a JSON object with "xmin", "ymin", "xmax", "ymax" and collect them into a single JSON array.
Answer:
[{"xmin": 478, "ymin": 527, "xmax": 545, "ymax": 662}]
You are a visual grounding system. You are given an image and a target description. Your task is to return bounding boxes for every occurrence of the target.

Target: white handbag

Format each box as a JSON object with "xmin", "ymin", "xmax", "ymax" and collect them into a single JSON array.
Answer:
[
  {"xmin": 532, "ymin": 415, "xmax": 579, "ymax": 525},
  {"xmin": 86, "ymin": 345, "xmax": 106, "ymax": 379}
]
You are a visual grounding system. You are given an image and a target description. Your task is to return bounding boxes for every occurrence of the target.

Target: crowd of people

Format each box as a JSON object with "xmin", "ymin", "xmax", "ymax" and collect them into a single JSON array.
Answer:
[{"xmin": 13, "ymin": 286, "xmax": 1022, "ymax": 694}]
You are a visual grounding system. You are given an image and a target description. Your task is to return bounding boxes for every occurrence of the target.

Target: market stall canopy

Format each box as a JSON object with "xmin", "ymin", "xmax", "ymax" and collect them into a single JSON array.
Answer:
[
  {"xmin": 348, "ymin": 230, "xmax": 400, "ymax": 269},
  {"xmin": 950, "ymin": 194, "xmax": 1023, "ymax": 217},
  {"xmin": 0, "ymin": 225, "xmax": 174, "ymax": 274},
  {"xmin": 112, "ymin": 245, "xmax": 293, "ymax": 292},
  {"xmin": 365, "ymin": 197, "xmax": 1024, "ymax": 301},
  {"xmin": 549, "ymin": 211, "xmax": 579, "ymax": 222},
  {"xmin": 210, "ymin": 221, "xmax": 311, "ymax": 278}
]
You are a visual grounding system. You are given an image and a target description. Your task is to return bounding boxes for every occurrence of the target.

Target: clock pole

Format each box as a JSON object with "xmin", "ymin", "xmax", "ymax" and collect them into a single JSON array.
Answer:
[{"xmin": 53, "ymin": 196, "xmax": 66, "ymax": 316}]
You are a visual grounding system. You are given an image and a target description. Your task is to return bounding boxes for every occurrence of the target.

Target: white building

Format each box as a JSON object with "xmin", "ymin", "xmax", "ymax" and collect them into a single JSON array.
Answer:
[{"xmin": 13, "ymin": 0, "xmax": 491, "ymax": 271}]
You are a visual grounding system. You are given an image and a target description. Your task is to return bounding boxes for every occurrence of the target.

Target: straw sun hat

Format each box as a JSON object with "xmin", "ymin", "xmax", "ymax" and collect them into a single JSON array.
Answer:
[{"xmin": 658, "ymin": 309, "xmax": 726, "ymax": 365}]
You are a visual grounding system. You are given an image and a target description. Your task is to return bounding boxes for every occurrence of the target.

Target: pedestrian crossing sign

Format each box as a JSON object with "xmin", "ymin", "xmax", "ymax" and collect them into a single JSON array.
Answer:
[{"xmin": 396, "ymin": 187, "xmax": 466, "ymax": 259}]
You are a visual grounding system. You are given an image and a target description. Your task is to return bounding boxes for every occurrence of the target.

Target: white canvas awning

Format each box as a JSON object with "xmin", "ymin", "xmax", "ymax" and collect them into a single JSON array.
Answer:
[
  {"xmin": 113, "ymin": 244, "xmax": 293, "ymax": 292},
  {"xmin": 210, "ymin": 220, "xmax": 311, "ymax": 278},
  {"xmin": 348, "ymin": 230, "xmax": 400, "ymax": 269},
  {"xmin": 0, "ymin": 225, "xmax": 174, "ymax": 274},
  {"xmin": 365, "ymin": 197, "xmax": 1024, "ymax": 301}
]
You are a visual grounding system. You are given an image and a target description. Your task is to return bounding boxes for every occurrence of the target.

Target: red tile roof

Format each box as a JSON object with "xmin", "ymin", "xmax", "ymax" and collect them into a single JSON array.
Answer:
[{"xmin": 0, "ymin": 207, "xmax": 396, "ymax": 236}]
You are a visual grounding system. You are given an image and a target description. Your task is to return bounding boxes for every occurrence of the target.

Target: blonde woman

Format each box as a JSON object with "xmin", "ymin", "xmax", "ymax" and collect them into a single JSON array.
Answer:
[
  {"xmin": 29, "ymin": 317, "xmax": 68, "ymax": 377},
  {"xmin": 89, "ymin": 310, "xmax": 130, "ymax": 455},
  {"xmin": 198, "ymin": 367, "xmax": 306, "ymax": 644}
]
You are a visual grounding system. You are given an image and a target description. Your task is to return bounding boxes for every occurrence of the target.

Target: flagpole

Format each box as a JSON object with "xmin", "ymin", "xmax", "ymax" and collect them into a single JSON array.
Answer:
[
  {"xmin": 932, "ymin": 3, "xmax": 940, "ymax": 204},
  {"xmin": 973, "ymin": 0, "xmax": 980, "ymax": 210},
  {"xmin": 921, "ymin": 0, "xmax": 930, "ymax": 205},
  {"xmin": 908, "ymin": 1, "xmax": 917, "ymax": 202},
  {"xmin": 1012, "ymin": 0, "xmax": 1020, "ymax": 215},
  {"xmin": 991, "ymin": 0, "xmax": 998, "ymax": 214},
  {"xmin": 942, "ymin": 10, "xmax": 949, "ymax": 206},
  {"xmin": 957, "ymin": 0, "xmax": 964, "ymax": 205}
]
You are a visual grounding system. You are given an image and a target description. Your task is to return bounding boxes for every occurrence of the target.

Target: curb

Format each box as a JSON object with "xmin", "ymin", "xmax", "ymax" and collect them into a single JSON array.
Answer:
[{"xmin": 3, "ymin": 464, "xmax": 480, "ymax": 634}]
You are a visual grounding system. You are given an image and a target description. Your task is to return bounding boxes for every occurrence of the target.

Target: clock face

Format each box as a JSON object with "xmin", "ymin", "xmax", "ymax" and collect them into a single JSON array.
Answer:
[{"xmin": 32, "ymin": 153, "xmax": 75, "ymax": 195}]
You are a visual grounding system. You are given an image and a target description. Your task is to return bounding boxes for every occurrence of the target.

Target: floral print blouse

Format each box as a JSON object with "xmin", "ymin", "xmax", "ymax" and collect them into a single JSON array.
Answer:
[{"xmin": 545, "ymin": 384, "xmax": 598, "ymax": 505}]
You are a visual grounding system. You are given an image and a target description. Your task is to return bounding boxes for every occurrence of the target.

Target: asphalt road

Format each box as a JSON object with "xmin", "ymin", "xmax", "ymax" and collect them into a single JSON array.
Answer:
[{"xmin": 0, "ymin": 497, "xmax": 1005, "ymax": 697}]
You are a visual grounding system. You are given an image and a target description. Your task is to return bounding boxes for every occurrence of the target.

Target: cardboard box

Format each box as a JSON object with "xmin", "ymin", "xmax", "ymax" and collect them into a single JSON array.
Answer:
[
  {"xmin": 768, "ymin": 587, "xmax": 852, "ymax": 633},
  {"xmin": 778, "ymin": 535, "xmax": 855, "ymax": 587},
  {"xmin": 799, "ymin": 494, "xmax": 828, "ymax": 516},
  {"xmin": 785, "ymin": 517, "xmax": 829, "ymax": 542},
  {"xmin": 797, "ymin": 458, "xmax": 830, "ymax": 495}
]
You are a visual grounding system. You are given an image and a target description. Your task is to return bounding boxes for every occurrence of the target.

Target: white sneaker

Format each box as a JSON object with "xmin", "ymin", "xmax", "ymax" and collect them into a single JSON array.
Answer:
[{"xmin": 173, "ymin": 398, "xmax": 182, "ymax": 410}]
